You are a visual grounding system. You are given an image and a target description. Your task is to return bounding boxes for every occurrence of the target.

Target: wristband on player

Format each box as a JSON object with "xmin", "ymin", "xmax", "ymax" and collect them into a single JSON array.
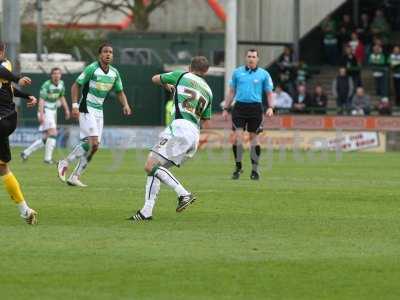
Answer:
[{"xmin": 72, "ymin": 102, "xmax": 79, "ymax": 109}]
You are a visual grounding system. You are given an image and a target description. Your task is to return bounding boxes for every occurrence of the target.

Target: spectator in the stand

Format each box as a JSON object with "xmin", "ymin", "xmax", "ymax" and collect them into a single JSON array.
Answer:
[
  {"xmin": 332, "ymin": 67, "xmax": 354, "ymax": 114},
  {"xmin": 357, "ymin": 13, "xmax": 373, "ymax": 57},
  {"xmin": 295, "ymin": 60, "xmax": 310, "ymax": 85},
  {"xmin": 321, "ymin": 15, "xmax": 338, "ymax": 65},
  {"xmin": 311, "ymin": 84, "xmax": 328, "ymax": 114},
  {"xmin": 338, "ymin": 14, "xmax": 354, "ymax": 52},
  {"xmin": 341, "ymin": 44, "xmax": 362, "ymax": 87},
  {"xmin": 371, "ymin": 9, "xmax": 391, "ymax": 45},
  {"xmin": 278, "ymin": 46, "xmax": 295, "ymax": 95},
  {"xmin": 388, "ymin": 45, "xmax": 400, "ymax": 106},
  {"xmin": 384, "ymin": 0, "xmax": 400, "ymax": 30},
  {"xmin": 273, "ymin": 84, "xmax": 293, "ymax": 111},
  {"xmin": 377, "ymin": 97, "xmax": 392, "ymax": 115},
  {"xmin": 369, "ymin": 44, "xmax": 387, "ymax": 96},
  {"xmin": 351, "ymin": 87, "xmax": 371, "ymax": 115},
  {"xmin": 292, "ymin": 83, "xmax": 312, "ymax": 114},
  {"xmin": 349, "ymin": 32, "xmax": 365, "ymax": 64}
]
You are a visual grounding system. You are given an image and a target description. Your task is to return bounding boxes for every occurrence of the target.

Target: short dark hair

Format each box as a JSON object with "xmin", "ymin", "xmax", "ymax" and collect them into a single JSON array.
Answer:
[
  {"xmin": 98, "ymin": 42, "xmax": 112, "ymax": 54},
  {"xmin": 50, "ymin": 67, "xmax": 61, "ymax": 74},
  {"xmin": 246, "ymin": 48, "xmax": 259, "ymax": 57},
  {"xmin": 190, "ymin": 56, "xmax": 209, "ymax": 73}
]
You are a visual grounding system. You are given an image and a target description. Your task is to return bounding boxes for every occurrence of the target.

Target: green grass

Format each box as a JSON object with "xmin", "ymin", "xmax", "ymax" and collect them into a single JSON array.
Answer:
[{"xmin": 0, "ymin": 148, "xmax": 399, "ymax": 300}]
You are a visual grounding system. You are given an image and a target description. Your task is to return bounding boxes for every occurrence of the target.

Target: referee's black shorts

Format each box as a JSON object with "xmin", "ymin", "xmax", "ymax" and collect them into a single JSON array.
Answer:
[
  {"xmin": 0, "ymin": 111, "xmax": 17, "ymax": 163},
  {"xmin": 232, "ymin": 102, "xmax": 263, "ymax": 134}
]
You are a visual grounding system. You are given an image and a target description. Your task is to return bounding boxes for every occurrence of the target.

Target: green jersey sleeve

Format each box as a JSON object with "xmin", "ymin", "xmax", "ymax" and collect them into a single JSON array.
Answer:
[
  {"xmin": 76, "ymin": 63, "xmax": 96, "ymax": 86},
  {"xmin": 113, "ymin": 70, "xmax": 123, "ymax": 93},
  {"xmin": 160, "ymin": 70, "xmax": 185, "ymax": 85},
  {"xmin": 39, "ymin": 81, "xmax": 49, "ymax": 100}
]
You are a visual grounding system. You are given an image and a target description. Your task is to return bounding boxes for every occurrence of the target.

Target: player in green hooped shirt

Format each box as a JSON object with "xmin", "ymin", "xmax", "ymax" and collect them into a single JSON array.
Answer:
[
  {"xmin": 128, "ymin": 56, "xmax": 213, "ymax": 221},
  {"xmin": 21, "ymin": 67, "xmax": 70, "ymax": 163},
  {"xmin": 57, "ymin": 43, "xmax": 132, "ymax": 187}
]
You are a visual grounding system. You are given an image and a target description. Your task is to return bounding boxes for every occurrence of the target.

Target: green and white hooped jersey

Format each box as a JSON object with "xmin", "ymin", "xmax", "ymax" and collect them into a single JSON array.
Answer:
[
  {"xmin": 76, "ymin": 61, "xmax": 123, "ymax": 114},
  {"xmin": 160, "ymin": 70, "xmax": 213, "ymax": 128},
  {"xmin": 39, "ymin": 80, "xmax": 65, "ymax": 111}
]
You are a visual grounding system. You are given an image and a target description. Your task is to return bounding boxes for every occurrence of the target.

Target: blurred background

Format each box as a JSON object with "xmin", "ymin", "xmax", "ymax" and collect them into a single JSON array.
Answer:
[{"xmin": 1, "ymin": 0, "xmax": 400, "ymax": 151}]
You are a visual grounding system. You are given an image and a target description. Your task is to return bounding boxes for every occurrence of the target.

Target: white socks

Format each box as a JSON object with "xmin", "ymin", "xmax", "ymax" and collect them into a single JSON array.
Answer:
[
  {"xmin": 140, "ymin": 176, "xmax": 161, "ymax": 218},
  {"xmin": 17, "ymin": 201, "xmax": 29, "ymax": 216},
  {"xmin": 154, "ymin": 166, "xmax": 189, "ymax": 197},
  {"xmin": 23, "ymin": 139, "xmax": 44, "ymax": 156},
  {"xmin": 66, "ymin": 142, "xmax": 89, "ymax": 163},
  {"xmin": 70, "ymin": 156, "xmax": 88, "ymax": 178},
  {"xmin": 44, "ymin": 136, "xmax": 56, "ymax": 161},
  {"xmin": 139, "ymin": 166, "xmax": 189, "ymax": 218}
]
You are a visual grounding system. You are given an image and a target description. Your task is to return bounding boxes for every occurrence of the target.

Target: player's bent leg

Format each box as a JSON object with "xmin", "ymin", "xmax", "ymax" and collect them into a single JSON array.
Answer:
[
  {"xmin": 58, "ymin": 139, "xmax": 90, "ymax": 183},
  {"xmin": 0, "ymin": 163, "xmax": 37, "ymax": 225},
  {"xmin": 44, "ymin": 128, "xmax": 57, "ymax": 164},
  {"xmin": 21, "ymin": 136, "xmax": 46, "ymax": 161},
  {"xmin": 128, "ymin": 154, "xmax": 162, "ymax": 222},
  {"xmin": 146, "ymin": 153, "xmax": 195, "ymax": 213},
  {"xmin": 249, "ymin": 133, "xmax": 261, "ymax": 180},
  {"xmin": 67, "ymin": 136, "xmax": 98, "ymax": 187}
]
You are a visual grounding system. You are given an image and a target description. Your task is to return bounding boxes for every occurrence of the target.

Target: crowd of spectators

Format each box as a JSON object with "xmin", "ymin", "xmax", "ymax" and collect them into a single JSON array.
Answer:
[{"xmin": 273, "ymin": 7, "xmax": 399, "ymax": 115}]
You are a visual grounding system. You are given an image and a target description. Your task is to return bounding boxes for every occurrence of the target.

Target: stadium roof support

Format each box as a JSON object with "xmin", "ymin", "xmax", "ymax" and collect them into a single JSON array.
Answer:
[
  {"xmin": 293, "ymin": 0, "xmax": 300, "ymax": 62},
  {"xmin": 224, "ymin": 0, "xmax": 237, "ymax": 99},
  {"xmin": 1, "ymin": 0, "xmax": 20, "ymax": 71}
]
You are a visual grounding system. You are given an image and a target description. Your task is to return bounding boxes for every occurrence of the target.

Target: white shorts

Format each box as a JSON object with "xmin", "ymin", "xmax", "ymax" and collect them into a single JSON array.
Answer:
[
  {"xmin": 39, "ymin": 109, "xmax": 57, "ymax": 132},
  {"xmin": 152, "ymin": 119, "xmax": 199, "ymax": 166},
  {"xmin": 79, "ymin": 109, "xmax": 104, "ymax": 141}
]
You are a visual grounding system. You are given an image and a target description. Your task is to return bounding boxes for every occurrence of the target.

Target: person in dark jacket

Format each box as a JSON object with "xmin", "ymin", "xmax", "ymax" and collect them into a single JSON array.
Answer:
[
  {"xmin": 292, "ymin": 83, "xmax": 312, "ymax": 113},
  {"xmin": 341, "ymin": 45, "xmax": 362, "ymax": 87},
  {"xmin": 332, "ymin": 67, "xmax": 354, "ymax": 114},
  {"xmin": 311, "ymin": 84, "xmax": 328, "ymax": 114},
  {"xmin": 388, "ymin": 45, "xmax": 400, "ymax": 106}
]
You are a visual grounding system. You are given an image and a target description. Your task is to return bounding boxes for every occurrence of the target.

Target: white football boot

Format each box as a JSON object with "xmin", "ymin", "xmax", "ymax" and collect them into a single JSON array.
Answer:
[
  {"xmin": 67, "ymin": 175, "xmax": 88, "ymax": 187},
  {"xmin": 57, "ymin": 160, "xmax": 68, "ymax": 182}
]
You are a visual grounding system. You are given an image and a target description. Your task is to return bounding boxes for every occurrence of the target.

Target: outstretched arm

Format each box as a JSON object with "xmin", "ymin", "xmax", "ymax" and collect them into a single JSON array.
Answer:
[
  {"xmin": 152, "ymin": 74, "xmax": 175, "ymax": 93},
  {"xmin": 13, "ymin": 87, "xmax": 37, "ymax": 108},
  {"xmin": 0, "ymin": 66, "xmax": 32, "ymax": 87}
]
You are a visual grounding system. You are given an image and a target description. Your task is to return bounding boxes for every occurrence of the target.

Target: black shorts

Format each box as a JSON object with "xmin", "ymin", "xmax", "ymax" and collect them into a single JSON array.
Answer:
[
  {"xmin": 232, "ymin": 102, "xmax": 263, "ymax": 133},
  {"xmin": 0, "ymin": 111, "xmax": 17, "ymax": 163}
]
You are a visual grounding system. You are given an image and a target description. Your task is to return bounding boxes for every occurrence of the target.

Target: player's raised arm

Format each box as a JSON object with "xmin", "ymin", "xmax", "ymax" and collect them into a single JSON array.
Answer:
[{"xmin": 152, "ymin": 70, "xmax": 184, "ymax": 93}]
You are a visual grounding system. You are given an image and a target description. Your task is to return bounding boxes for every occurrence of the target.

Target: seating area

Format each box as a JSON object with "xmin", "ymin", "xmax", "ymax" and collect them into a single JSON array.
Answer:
[{"xmin": 273, "ymin": 3, "xmax": 400, "ymax": 116}]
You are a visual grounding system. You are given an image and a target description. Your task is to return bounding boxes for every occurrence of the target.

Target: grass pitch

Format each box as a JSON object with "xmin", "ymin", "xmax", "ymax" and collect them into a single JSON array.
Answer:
[{"xmin": 0, "ymin": 148, "xmax": 399, "ymax": 299}]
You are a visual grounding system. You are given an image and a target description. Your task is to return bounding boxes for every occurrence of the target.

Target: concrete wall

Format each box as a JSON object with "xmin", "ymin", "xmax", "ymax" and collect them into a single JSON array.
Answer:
[{"xmin": 237, "ymin": 0, "xmax": 347, "ymax": 66}]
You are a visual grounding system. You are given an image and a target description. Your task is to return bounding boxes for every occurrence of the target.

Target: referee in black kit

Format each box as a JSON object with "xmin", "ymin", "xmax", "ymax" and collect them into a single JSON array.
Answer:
[{"xmin": 222, "ymin": 49, "xmax": 274, "ymax": 180}]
